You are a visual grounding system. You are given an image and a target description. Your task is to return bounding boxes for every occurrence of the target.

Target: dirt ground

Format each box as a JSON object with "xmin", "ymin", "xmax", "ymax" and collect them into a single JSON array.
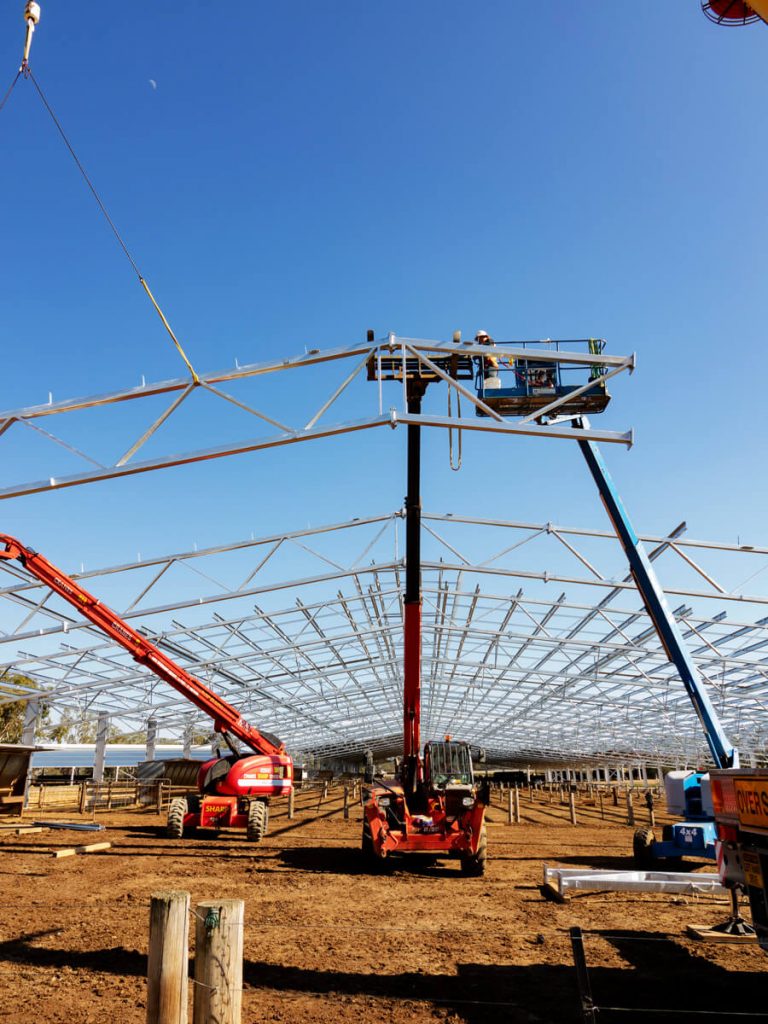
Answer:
[{"xmin": 0, "ymin": 785, "xmax": 766, "ymax": 1024}]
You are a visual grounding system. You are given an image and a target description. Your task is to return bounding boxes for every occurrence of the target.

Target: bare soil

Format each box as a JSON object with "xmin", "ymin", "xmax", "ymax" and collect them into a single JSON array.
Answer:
[{"xmin": 0, "ymin": 786, "xmax": 765, "ymax": 1024}]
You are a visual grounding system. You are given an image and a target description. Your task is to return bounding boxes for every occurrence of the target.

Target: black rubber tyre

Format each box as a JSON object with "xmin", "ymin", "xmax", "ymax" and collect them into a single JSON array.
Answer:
[
  {"xmin": 361, "ymin": 819, "xmax": 375, "ymax": 861},
  {"xmin": 461, "ymin": 826, "xmax": 488, "ymax": 877},
  {"xmin": 166, "ymin": 796, "xmax": 187, "ymax": 839},
  {"xmin": 361, "ymin": 818, "xmax": 390, "ymax": 873},
  {"xmin": 633, "ymin": 826, "xmax": 655, "ymax": 868},
  {"xmin": 246, "ymin": 799, "xmax": 269, "ymax": 842}
]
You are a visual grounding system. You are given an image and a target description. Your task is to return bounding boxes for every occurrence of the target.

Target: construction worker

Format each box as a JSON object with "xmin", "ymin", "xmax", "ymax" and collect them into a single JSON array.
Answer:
[{"xmin": 475, "ymin": 330, "xmax": 499, "ymax": 381}]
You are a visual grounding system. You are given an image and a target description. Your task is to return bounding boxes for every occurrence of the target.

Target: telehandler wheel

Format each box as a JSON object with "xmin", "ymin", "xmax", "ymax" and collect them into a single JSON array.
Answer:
[
  {"xmin": 460, "ymin": 826, "xmax": 487, "ymax": 877},
  {"xmin": 361, "ymin": 819, "xmax": 375, "ymax": 861},
  {"xmin": 361, "ymin": 819, "xmax": 388, "ymax": 872},
  {"xmin": 166, "ymin": 796, "xmax": 187, "ymax": 839},
  {"xmin": 632, "ymin": 826, "xmax": 655, "ymax": 868},
  {"xmin": 247, "ymin": 799, "xmax": 269, "ymax": 842}
]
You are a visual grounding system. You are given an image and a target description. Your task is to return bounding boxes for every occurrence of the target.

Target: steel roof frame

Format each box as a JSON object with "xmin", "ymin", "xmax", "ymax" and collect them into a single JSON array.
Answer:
[
  {"xmin": 1, "ymin": 509, "xmax": 767, "ymax": 769},
  {"xmin": 0, "ymin": 337, "xmax": 633, "ymax": 500}
]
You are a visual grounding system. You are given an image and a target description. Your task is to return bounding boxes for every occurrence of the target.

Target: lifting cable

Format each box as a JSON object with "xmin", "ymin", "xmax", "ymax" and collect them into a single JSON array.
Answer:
[
  {"xmin": 447, "ymin": 384, "xmax": 462, "ymax": 471},
  {"xmin": 2, "ymin": 2, "xmax": 201, "ymax": 384},
  {"xmin": 0, "ymin": 72, "xmax": 21, "ymax": 114}
]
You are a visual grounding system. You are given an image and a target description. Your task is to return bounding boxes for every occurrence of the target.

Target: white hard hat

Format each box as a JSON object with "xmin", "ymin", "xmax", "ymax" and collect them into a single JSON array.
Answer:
[{"xmin": 475, "ymin": 329, "xmax": 489, "ymax": 340}]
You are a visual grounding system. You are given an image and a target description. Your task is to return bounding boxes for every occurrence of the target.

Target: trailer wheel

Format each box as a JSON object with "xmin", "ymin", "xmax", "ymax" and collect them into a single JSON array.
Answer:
[
  {"xmin": 167, "ymin": 797, "xmax": 187, "ymax": 839},
  {"xmin": 247, "ymin": 799, "xmax": 269, "ymax": 842},
  {"xmin": 633, "ymin": 826, "xmax": 655, "ymax": 868},
  {"xmin": 461, "ymin": 826, "xmax": 487, "ymax": 877}
]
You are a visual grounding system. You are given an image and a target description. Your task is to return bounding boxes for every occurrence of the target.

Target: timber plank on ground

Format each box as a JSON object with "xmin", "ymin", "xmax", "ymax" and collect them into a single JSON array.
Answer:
[{"xmin": 51, "ymin": 841, "xmax": 111, "ymax": 859}]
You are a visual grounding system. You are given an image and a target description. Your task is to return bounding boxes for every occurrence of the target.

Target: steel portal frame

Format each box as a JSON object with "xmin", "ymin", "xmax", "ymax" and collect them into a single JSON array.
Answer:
[{"xmin": 0, "ymin": 336, "xmax": 633, "ymax": 500}]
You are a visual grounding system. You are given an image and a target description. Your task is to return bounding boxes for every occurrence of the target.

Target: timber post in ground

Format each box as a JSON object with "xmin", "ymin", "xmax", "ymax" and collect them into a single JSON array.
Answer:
[
  {"xmin": 194, "ymin": 899, "xmax": 244, "ymax": 1024},
  {"xmin": 147, "ymin": 890, "xmax": 190, "ymax": 1024}
]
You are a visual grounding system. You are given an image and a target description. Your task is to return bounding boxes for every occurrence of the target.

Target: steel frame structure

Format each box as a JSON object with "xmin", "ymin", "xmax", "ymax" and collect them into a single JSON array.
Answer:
[
  {"xmin": 0, "ymin": 336, "xmax": 634, "ymax": 500},
  {"xmin": 2, "ymin": 510, "xmax": 767, "ymax": 769}
]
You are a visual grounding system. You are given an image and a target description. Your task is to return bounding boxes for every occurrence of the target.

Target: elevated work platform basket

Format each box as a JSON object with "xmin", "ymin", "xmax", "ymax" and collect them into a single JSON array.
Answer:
[{"xmin": 476, "ymin": 338, "xmax": 611, "ymax": 419}]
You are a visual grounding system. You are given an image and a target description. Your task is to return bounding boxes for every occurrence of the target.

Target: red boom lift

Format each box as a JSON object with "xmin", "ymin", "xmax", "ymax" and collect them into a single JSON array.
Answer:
[{"xmin": 0, "ymin": 534, "xmax": 292, "ymax": 841}]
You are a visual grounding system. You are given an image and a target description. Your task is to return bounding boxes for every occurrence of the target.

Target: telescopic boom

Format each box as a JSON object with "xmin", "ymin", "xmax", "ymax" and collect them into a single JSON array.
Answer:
[{"xmin": 0, "ymin": 534, "xmax": 285, "ymax": 757}]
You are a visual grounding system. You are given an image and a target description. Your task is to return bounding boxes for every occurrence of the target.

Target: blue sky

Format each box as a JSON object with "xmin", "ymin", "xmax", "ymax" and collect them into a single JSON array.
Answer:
[{"xmin": 0, "ymin": 2, "xmax": 766, "ymax": 574}]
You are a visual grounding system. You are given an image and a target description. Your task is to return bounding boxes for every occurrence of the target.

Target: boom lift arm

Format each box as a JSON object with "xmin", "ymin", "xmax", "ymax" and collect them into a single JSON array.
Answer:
[
  {"xmin": 0, "ymin": 533, "xmax": 285, "ymax": 758},
  {"xmin": 575, "ymin": 424, "xmax": 738, "ymax": 770}
]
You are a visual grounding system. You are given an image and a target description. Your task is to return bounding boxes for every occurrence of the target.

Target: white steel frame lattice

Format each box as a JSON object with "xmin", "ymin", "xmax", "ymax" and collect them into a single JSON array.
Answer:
[
  {"xmin": 0, "ymin": 336, "xmax": 634, "ymax": 500},
  {"xmin": 2, "ymin": 511, "xmax": 767, "ymax": 769}
]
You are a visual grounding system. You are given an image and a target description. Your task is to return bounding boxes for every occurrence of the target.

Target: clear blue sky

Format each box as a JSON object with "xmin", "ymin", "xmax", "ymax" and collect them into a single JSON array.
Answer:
[{"xmin": 0, "ymin": 2, "xmax": 766, "ymax": 573}]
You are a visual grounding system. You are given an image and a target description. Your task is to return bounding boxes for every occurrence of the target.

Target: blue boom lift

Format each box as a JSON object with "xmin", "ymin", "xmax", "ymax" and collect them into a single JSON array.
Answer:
[
  {"xmin": 576, "ymin": 435, "xmax": 738, "ymax": 867},
  {"xmin": 472, "ymin": 338, "xmax": 739, "ymax": 867}
]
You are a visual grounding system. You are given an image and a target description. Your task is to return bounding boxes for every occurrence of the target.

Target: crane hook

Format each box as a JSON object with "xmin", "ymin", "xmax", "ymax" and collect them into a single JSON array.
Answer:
[{"xmin": 20, "ymin": 2, "xmax": 41, "ymax": 74}]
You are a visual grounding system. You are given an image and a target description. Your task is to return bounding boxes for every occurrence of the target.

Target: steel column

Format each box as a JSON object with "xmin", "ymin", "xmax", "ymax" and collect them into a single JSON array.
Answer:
[{"xmin": 403, "ymin": 386, "xmax": 425, "ymax": 796}]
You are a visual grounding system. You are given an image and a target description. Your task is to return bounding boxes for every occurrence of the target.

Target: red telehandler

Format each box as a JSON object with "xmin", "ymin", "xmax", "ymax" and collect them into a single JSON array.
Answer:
[
  {"xmin": 0, "ymin": 534, "xmax": 292, "ymax": 841},
  {"xmin": 363, "ymin": 345, "xmax": 490, "ymax": 874}
]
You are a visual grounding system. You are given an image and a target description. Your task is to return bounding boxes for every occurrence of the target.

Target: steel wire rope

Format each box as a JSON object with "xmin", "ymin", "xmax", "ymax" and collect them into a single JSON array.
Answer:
[
  {"xmin": 0, "ymin": 71, "xmax": 21, "ymax": 113},
  {"xmin": 447, "ymin": 384, "xmax": 462, "ymax": 471},
  {"xmin": 22, "ymin": 66, "xmax": 200, "ymax": 383}
]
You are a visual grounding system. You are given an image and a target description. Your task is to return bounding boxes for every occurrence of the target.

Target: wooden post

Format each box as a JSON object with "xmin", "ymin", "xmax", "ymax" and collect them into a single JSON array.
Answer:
[
  {"xmin": 288, "ymin": 788, "xmax": 295, "ymax": 820},
  {"xmin": 646, "ymin": 790, "xmax": 656, "ymax": 828},
  {"xmin": 343, "ymin": 786, "xmax": 350, "ymax": 820},
  {"xmin": 513, "ymin": 786, "xmax": 521, "ymax": 824},
  {"xmin": 569, "ymin": 790, "xmax": 577, "ymax": 825},
  {"xmin": 507, "ymin": 788, "xmax": 513, "ymax": 824},
  {"xmin": 78, "ymin": 782, "xmax": 87, "ymax": 815},
  {"xmin": 194, "ymin": 899, "xmax": 244, "ymax": 1024},
  {"xmin": 612, "ymin": 786, "xmax": 618, "ymax": 806},
  {"xmin": 626, "ymin": 790, "xmax": 635, "ymax": 827},
  {"xmin": 316, "ymin": 781, "xmax": 328, "ymax": 813},
  {"xmin": 156, "ymin": 781, "xmax": 164, "ymax": 817},
  {"xmin": 147, "ymin": 890, "xmax": 190, "ymax": 1024},
  {"xmin": 599, "ymin": 793, "xmax": 605, "ymax": 820}
]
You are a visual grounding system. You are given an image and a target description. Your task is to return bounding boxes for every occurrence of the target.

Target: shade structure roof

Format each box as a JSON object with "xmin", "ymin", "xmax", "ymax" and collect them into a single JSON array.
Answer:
[{"xmin": 1, "ymin": 509, "xmax": 767, "ymax": 770}]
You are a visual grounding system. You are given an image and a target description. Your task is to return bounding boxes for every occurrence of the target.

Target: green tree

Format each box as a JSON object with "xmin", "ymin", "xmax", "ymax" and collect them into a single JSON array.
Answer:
[
  {"xmin": 0, "ymin": 674, "xmax": 50, "ymax": 743},
  {"xmin": 44, "ymin": 709, "xmax": 97, "ymax": 743}
]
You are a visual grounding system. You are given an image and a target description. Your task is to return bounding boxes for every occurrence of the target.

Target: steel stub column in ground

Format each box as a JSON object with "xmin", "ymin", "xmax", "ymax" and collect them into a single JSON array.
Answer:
[
  {"xmin": 402, "ymin": 384, "xmax": 426, "ymax": 797},
  {"xmin": 576, "ymin": 419, "xmax": 738, "ymax": 769}
]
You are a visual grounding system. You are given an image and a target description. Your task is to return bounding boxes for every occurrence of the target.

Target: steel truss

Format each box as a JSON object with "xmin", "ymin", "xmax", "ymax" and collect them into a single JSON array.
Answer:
[
  {"xmin": 1, "ymin": 510, "xmax": 767, "ymax": 768},
  {"xmin": 0, "ymin": 337, "xmax": 634, "ymax": 500}
]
